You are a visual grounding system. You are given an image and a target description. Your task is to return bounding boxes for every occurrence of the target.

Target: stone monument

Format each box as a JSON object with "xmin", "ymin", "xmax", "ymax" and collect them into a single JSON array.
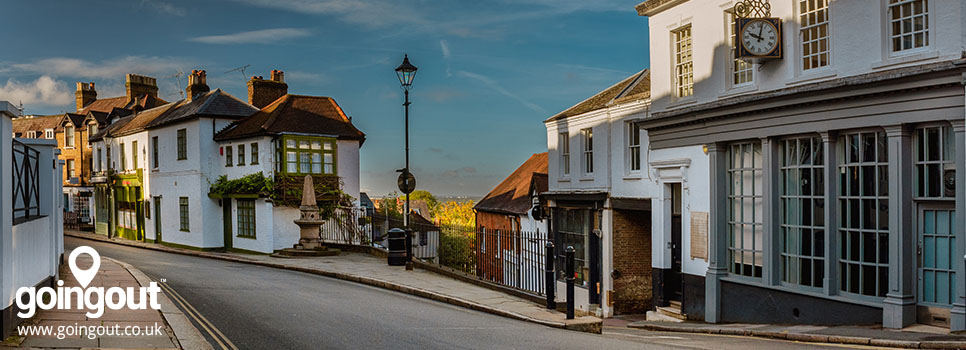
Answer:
[{"xmin": 272, "ymin": 175, "xmax": 339, "ymax": 257}]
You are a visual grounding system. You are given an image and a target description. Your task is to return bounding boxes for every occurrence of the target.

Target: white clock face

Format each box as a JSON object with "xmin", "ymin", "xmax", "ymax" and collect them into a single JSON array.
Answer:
[{"xmin": 741, "ymin": 19, "xmax": 779, "ymax": 56}]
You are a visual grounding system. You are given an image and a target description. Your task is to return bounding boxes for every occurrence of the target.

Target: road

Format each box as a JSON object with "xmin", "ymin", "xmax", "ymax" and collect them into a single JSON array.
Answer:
[{"xmin": 66, "ymin": 237, "xmax": 882, "ymax": 350}]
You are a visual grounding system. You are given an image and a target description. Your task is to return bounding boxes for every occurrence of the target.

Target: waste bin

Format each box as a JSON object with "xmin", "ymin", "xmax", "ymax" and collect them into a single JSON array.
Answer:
[{"xmin": 387, "ymin": 228, "xmax": 407, "ymax": 266}]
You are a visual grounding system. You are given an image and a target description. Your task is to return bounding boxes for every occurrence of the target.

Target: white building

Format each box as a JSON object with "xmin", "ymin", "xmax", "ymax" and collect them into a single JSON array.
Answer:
[
  {"xmin": 1, "ymin": 101, "xmax": 64, "ymax": 338},
  {"xmin": 89, "ymin": 70, "xmax": 365, "ymax": 254},
  {"xmin": 637, "ymin": 0, "xmax": 966, "ymax": 331}
]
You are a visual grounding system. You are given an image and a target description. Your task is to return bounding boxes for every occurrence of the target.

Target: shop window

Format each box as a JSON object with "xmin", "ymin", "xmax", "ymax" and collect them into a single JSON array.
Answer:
[
  {"xmin": 837, "ymin": 131, "xmax": 889, "ymax": 297},
  {"xmin": 915, "ymin": 126, "xmax": 955, "ymax": 199},
  {"xmin": 780, "ymin": 137, "xmax": 826, "ymax": 287},
  {"xmin": 728, "ymin": 141, "xmax": 763, "ymax": 278}
]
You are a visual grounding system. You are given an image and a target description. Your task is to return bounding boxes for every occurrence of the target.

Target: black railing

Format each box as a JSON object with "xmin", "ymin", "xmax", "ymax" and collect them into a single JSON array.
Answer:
[
  {"xmin": 12, "ymin": 140, "xmax": 41, "ymax": 224},
  {"xmin": 320, "ymin": 207, "xmax": 550, "ymax": 296}
]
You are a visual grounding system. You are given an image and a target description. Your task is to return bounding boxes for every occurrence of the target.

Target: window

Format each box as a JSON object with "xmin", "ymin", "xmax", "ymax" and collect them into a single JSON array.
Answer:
[
  {"xmin": 88, "ymin": 124, "xmax": 97, "ymax": 137},
  {"xmin": 581, "ymin": 128, "xmax": 593, "ymax": 174},
  {"xmin": 225, "ymin": 146, "xmax": 233, "ymax": 167},
  {"xmin": 119, "ymin": 143, "xmax": 126, "ymax": 171},
  {"xmin": 237, "ymin": 199, "xmax": 256, "ymax": 238},
  {"xmin": 628, "ymin": 122, "xmax": 642, "ymax": 172},
  {"xmin": 238, "ymin": 144, "xmax": 245, "ymax": 166},
  {"xmin": 780, "ymin": 137, "xmax": 826, "ymax": 288},
  {"xmin": 800, "ymin": 0, "xmax": 830, "ymax": 70},
  {"xmin": 250, "ymin": 143, "xmax": 259, "ymax": 165},
  {"xmin": 106, "ymin": 146, "xmax": 112, "ymax": 171},
  {"xmin": 728, "ymin": 142, "xmax": 763, "ymax": 278},
  {"xmin": 554, "ymin": 209, "xmax": 592, "ymax": 287},
  {"xmin": 837, "ymin": 131, "xmax": 889, "ymax": 297},
  {"xmin": 177, "ymin": 129, "xmax": 187, "ymax": 160},
  {"xmin": 97, "ymin": 148, "xmax": 102, "ymax": 172},
  {"xmin": 131, "ymin": 141, "xmax": 138, "ymax": 170},
  {"xmin": 560, "ymin": 133, "xmax": 570, "ymax": 176},
  {"xmin": 280, "ymin": 137, "xmax": 337, "ymax": 175},
  {"xmin": 673, "ymin": 25, "xmax": 694, "ymax": 98},
  {"xmin": 65, "ymin": 125, "xmax": 75, "ymax": 147},
  {"xmin": 152, "ymin": 136, "xmax": 159, "ymax": 169},
  {"xmin": 67, "ymin": 159, "xmax": 76, "ymax": 179},
  {"xmin": 915, "ymin": 126, "xmax": 955, "ymax": 199},
  {"xmin": 45, "ymin": 129, "xmax": 53, "ymax": 139},
  {"xmin": 179, "ymin": 197, "xmax": 190, "ymax": 231},
  {"xmin": 889, "ymin": 0, "xmax": 929, "ymax": 52},
  {"xmin": 728, "ymin": 11, "xmax": 754, "ymax": 85}
]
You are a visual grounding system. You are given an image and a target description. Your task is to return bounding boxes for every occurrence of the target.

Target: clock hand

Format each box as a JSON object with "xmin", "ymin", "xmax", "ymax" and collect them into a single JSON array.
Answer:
[{"xmin": 757, "ymin": 23, "xmax": 764, "ymax": 41}]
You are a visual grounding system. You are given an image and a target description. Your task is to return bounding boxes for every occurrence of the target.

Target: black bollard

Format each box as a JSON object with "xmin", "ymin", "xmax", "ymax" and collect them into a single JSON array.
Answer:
[
  {"xmin": 566, "ymin": 246, "xmax": 575, "ymax": 320},
  {"xmin": 405, "ymin": 228, "xmax": 414, "ymax": 271},
  {"xmin": 545, "ymin": 242, "xmax": 556, "ymax": 310}
]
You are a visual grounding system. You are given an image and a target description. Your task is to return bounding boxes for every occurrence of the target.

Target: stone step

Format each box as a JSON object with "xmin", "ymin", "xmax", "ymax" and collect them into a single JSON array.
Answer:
[
  {"xmin": 656, "ymin": 306, "xmax": 686, "ymax": 321},
  {"xmin": 669, "ymin": 300, "xmax": 682, "ymax": 309},
  {"xmin": 646, "ymin": 310, "xmax": 684, "ymax": 323},
  {"xmin": 271, "ymin": 247, "xmax": 340, "ymax": 258}
]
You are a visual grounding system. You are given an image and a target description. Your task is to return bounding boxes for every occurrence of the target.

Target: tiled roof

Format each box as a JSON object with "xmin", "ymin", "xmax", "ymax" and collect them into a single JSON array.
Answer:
[
  {"xmin": 77, "ymin": 94, "xmax": 168, "ymax": 115},
  {"xmin": 474, "ymin": 153, "xmax": 548, "ymax": 215},
  {"xmin": 89, "ymin": 115, "xmax": 134, "ymax": 142},
  {"xmin": 145, "ymin": 89, "xmax": 257, "ymax": 129},
  {"xmin": 62, "ymin": 113, "xmax": 86, "ymax": 128},
  {"xmin": 545, "ymin": 69, "xmax": 649, "ymax": 122},
  {"xmin": 110, "ymin": 102, "xmax": 179, "ymax": 137},
  {"xmin": 87, "ymin": 111, "xmax": 109, "ymax": 125},
  {"xmin": 214, "ymin": 94, "xmax": 365, "ymax": 142},
  {"xmin": 11, "ymin": 115, "xmax": 62, "ymax": 135}
]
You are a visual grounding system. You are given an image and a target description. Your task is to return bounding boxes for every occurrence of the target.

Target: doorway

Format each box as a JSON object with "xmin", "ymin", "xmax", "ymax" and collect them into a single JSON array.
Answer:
[
  {"xmin": 917, "ymin": 204, "xmax": 956, "ymax": 327},
  {"xmin": 668, "ymin": 183, "xmax": 683, "ymax": 302},
  {"xmin": 223, "ymin": 198, "xmax": 233, "ymax": 250}
]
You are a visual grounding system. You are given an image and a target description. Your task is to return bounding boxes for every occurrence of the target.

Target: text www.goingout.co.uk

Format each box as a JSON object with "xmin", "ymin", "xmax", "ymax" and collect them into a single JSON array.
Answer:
[{"xmin": 17, "ymin": 322, "xmax": 164, "ymax": 340}]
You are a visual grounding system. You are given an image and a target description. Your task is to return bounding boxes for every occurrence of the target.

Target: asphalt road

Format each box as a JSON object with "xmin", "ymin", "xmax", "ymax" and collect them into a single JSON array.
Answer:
[{"xmin": 66, "ymin": 237, "xmax": 881, "ymax": 350}]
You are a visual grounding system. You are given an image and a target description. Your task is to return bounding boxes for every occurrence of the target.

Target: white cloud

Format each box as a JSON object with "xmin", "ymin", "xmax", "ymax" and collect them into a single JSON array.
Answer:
[
  {"xmin": 229, "ymin": 0, "xmax": 428, "ymax": 28},
  {"xmin": 439, "ymin": 40, "xmax": 451, "ymax": 58},
  {"xmin": 188, "ymin": 28, "xmax": 311, "ymax": 44},
  {"xmin": 8, "ymin": 56, "xmax": 190, "ymax": 79},
  {"xmin": 456, "ymin": 71, "xmax": 545, "ymax": 114},
  {"xmin": 0, "ymin": 76, "xmax": 73, "ymax": 108},
  {"xmin": 141, "ymin": 0, "xmax": 187, "ymax": 16}
]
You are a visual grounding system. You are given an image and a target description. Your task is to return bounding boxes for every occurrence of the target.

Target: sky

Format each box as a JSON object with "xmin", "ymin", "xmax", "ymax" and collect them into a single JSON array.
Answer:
[{"xmin": 0, "ymin": 0, "xmax": 650, "ymax": 198}]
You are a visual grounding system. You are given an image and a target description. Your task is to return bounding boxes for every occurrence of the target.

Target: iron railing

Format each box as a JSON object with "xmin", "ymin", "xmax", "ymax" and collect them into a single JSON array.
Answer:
[
  {"xmin": 320, "ymin": 207, "xmax": 550, "ymax": 296},
  {"xmin": 12, "ymin": 140, "xmax": 41, "ymax": 224}
]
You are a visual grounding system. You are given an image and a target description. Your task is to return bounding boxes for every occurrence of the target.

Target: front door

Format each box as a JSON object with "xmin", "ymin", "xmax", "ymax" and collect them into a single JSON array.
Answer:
[
  {"xmin": 153, "ymin": 197, "xmax": 162, "ymax": 243},
  {"xmin": 223, "ymin": 198, "xmax": 233, "ymax": 250},
  {"xmin": 917, "ymin": 204, "xmax": 956, "ymax": 327},
  {"xmin": 668, "ymin": 183, "xmax": 683, "ymax": 302}
]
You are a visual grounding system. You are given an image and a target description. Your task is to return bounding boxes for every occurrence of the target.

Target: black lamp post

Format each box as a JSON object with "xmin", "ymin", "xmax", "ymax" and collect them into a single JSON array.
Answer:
[
  {"xmin": 395, "ymin": 54, "xmax": 418, "ymax": 270},
  {"xmin": 102, "ymin": 134, "xmax": 115, "ymax": 240}
]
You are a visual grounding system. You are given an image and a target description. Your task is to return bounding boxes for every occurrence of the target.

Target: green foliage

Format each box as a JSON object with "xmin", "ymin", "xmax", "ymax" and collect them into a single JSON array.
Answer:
[
  {"xmin": 409, "ymin": 190, "xmax": 440, "ymax": 216},
  {"xmin": 438, "ymin": 225, "xmax": 476, "ymax": 274},
  {"xmin": 436, "ymin": 201, "xmax": 475, "ymax": 227},
  {"xmin": 209, "ymin": 172, "xmax": 274, "ymax": 197}
]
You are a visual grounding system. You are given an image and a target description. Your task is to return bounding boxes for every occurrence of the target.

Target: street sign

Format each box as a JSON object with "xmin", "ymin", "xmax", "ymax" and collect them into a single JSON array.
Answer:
[{"xmin": 397, "ymin": 170, "xmax": 416, "ymax": 194}]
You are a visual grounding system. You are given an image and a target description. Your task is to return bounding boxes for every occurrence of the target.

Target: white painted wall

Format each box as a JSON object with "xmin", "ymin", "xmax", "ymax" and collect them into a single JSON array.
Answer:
[
  {"xmin": 645, "ymin": 0, "xmax": 966, "ymax": 112},
  {"xmin": 337, "ymin": 139, "xmax": 361, "ymax": 204},
  {"xmin": 228, "ymin": 198, "xmax": 275, "ymax": 253}
]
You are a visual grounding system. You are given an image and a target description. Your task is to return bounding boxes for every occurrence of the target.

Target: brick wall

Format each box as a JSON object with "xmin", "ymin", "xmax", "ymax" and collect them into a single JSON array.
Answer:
[{"xmin": 612, "ymin": 209, "xmax": 652, "ymax": 314}]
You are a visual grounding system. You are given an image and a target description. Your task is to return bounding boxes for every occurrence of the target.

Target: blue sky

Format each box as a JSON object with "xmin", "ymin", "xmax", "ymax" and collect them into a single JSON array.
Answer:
[{"xmin": 0, "ymin": 0, "xmax": 649, "ymax": 198}]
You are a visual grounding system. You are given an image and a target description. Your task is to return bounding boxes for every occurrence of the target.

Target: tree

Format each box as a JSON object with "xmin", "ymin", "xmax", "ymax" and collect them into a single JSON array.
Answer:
[
  {"xmin": 436, "ymin": 200, "xmax": 475, "ymax": 227},
  {"xmin": 409, "ymin": 190, "xmax": 440, "ymax": 217}
]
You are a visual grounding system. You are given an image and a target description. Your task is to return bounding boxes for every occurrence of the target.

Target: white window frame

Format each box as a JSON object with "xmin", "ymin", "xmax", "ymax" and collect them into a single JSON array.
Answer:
[
  {"xmin": 65, "ymin": 125, "xmax": 75, "ymax": 147},
  {"xmin": 581, "ymin": 128, "xmax": 594, "ymax": 175},
  {"xmin": 726, "ymin": 11, "xmax": 755, "ymax": 89},
  {"xmin": 66, "ymin": 159, "xmax": 76, "ymax": 179},
  {"xmin": 886, "ymin": 0, "xmax": 930, "ymax": 55},
  {"xmin": 559, "ymin": 132, "xmax": 570, "ymax": 177},
  {"xmin": 626, "ymin": 121, "xmax": 642, "ymax": 174},
  {"xmin": 45, "ymin": 129, "xmax": 53, "ymax": 139},
  {"xmin": 672, "ymin": 24, "xmax": 694, "ymax": 99},
  {"xmin": 799, "ymin": 0, "xmax": 831, "ymax": 72}
]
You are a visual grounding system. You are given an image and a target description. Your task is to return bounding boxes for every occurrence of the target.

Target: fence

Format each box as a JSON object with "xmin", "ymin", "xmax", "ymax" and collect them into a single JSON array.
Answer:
[
  {"xmin": 12, "ymin": 140, "xmax": 41, "ymax": 224},
  {"xmin": 320, "ymin": 207, "xmax": 551, "ymax": 296}
]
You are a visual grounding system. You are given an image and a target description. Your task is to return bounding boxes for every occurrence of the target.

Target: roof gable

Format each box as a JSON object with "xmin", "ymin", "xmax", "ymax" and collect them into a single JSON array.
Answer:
[
  {"xmin": 474, "ymin": 153, "xmax": 549, "ymax": 215},
  {"xmin": 545, "ymin": 69, "xmax": 649, "ymax": 122},
  {"xmin": 145, "ymin": 89, "xmax": 257, "ymax": 129},
  {"xmin": 214, "ymin": 94, "xmax": 365, "ymax": 142}
]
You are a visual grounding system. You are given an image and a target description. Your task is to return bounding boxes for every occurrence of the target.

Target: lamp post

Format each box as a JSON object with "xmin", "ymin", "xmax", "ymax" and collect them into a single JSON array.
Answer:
[
  {"xmin": 395, "ymin": 54, "xmax": 418, "ymax": 271},
  {"xmin": 102, "ymin": 134, "xmax": 115, "ymax": 240}
]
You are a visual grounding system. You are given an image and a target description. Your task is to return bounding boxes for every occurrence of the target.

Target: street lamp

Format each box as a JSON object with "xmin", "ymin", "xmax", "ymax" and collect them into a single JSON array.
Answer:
[
  {"xmin": 102, "ymin": 134, "xmax": 115, "ymax": 240},
  {"xmin": 395, "ymin": 54, "xmax": 418, "ymax": 270}
]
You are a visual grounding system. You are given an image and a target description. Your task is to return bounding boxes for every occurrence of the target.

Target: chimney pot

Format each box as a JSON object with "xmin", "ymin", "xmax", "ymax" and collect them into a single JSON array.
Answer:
[
  {"xmin": 186, "ymin": 69, "xmax": 210, "ymax": 102},
  {"xmin": 75, "ymin": 81, "xmax": 97, "ymax": 111},
  {"xmin": 125, "ymin": 74, "xmax": 159, "ymax": 104},
  {"xmin": 248, "ymin": 70, "xmax": 288, "ymax": 109}
]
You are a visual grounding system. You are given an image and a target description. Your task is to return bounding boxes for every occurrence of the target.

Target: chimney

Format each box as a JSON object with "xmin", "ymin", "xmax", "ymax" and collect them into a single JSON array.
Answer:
[
  {"xmin": 247, "ymin": 70, "xmax": 288, "ymax": 108},
  {"xmin": 125, "ymin": 74, "xmax": 159, "ymax": 103},
  {"xmin": 75, "ymin": 82, "xmax": 96, "ymax": 112},
  {"xmin": 186, "ymin": 70, "xmax": 210, "ymax": 101}
]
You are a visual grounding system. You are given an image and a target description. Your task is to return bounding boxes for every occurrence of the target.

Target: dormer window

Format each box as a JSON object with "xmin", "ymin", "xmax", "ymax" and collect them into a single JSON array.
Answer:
[{"xmin": 889, "ymin": 0, "xmax": 929, "ymax": 52}]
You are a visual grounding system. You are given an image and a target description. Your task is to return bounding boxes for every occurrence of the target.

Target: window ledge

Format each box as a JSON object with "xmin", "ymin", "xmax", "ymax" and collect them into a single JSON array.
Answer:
[
  {"xmin": 579, "ymin": 176, "xmax": 594, "ymax": 182},
  {"xmin": 720, "ymin": 275, "xmax": 884, "ymax": 309},
  {"xmin": 721, "ymin": 84, "xmax": 758, "ymax": 98},
  {"xmin": 872, "ymin": 50, "xmax": 939, "ymax": 70},
  {"xmin": 667, "ymin": 97, "xmax": 697, "ymax": 109},
  {"xmin": 558, "ymin": 177, "xmax": 571, "ymax": 183},
  {"xmin": 623, "ymin": 174, "xmax": 643, "ymax": 180},
  {"xmin": 236, "ymin": 235, "xmax": 257, "ymax": 240}
]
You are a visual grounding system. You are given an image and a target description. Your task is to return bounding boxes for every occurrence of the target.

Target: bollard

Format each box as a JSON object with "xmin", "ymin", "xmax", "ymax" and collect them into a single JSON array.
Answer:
[
  {"xmin": 545, "ymin": 242, "xmax": 556, "ymax": 310},
  {"xmin": 405, "ymin": 228, "xmax": 414, "ymax": 271},
  {"xmin": 566, "ymin": 245, "xmax": 575, "ymax": 320}
]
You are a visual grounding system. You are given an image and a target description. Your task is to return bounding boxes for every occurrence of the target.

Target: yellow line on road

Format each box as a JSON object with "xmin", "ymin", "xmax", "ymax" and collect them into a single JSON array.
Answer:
[{"xmin": 159, "ymin": 281, "xmax": 239, "ymax": 350}]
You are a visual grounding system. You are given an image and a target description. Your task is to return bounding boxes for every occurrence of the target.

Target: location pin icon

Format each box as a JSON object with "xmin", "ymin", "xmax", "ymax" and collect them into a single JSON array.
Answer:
[{"xmin": 68, "ymin": 246, "xmax": 100, "ymax": 288}]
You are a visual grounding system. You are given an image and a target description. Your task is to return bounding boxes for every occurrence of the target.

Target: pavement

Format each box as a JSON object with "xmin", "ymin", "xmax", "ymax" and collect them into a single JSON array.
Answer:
[
  {"xmin": 3, "ymin": 247, "xmax": 210, "ymax": 350},
  {"xmin": 63, "ymin": 235, "xmax": 888, "ymax": 350},
  {"xmin": 65, "ymin": 230, "xmax": 602, "ymax": 334},
  {"xmin": 627, "ymin": 320, "xmax": 966, "ymax": 349}
]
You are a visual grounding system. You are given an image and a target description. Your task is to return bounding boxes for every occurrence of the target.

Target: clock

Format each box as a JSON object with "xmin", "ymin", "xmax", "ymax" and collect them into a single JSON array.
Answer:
[{"xmin": 735, "ymin": 17, "xmax": 783, "ymax": 60}]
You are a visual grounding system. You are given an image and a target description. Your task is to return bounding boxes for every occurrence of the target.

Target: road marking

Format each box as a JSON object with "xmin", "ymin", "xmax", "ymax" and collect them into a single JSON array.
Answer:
[
  {"xmin": 602, "ymin": 331, "xmax": 686, "ymax": 340},
  {"xmin": 158, "ymin": 280, "xmax": 239, "ymax": 350}
]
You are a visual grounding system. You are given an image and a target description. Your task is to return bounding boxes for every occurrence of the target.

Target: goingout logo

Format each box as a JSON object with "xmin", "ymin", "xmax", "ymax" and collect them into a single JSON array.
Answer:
[{"xmin": 16, "ymin": 246, "xmax": 162, "ymax": 318}]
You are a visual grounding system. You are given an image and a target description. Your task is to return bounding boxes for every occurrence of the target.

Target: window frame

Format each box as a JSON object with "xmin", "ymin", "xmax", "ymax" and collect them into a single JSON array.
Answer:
[
  {"xmin": 886, "ymin": 0, "xmax": 930, "ymax": 54},
  {"xmin": 779, "ymin": 136, "xmax": 827, "ymax": 289},
  {"xmin": 914, "ymin": 124, "xmax": 955, "ymax": 200},
  {"xmin": 238, "ymin": 144, "xmax": 246, "ymax": 166},
  {"xmin": 278, "ymin": 135, "xmax": 338, "ymax": 176},
  {"xmin": 560, "ymin": 132, "xmax": 570, "ymax": 177},
  {"xmin": 250, "ymin": 142, "xmax": 259, "ymax": 165},
  {"xmin": 66, "ymin": 159, "xmax": 76, "ymax": 179},
  {"xmin": 237, "ymin": 199, "xmax": 256, "ymax": 238},
  {"xmin": 672, "ymin": 24, "xmax": 694, "ymax": 99},
  {"xmin": 176, "ymin": 129, "xmax": 187, "ymax": 161},
  {"xmin": 179, "ymin": 197, "xmax": 190, "ymax": 232},
  {"xmin": 727, "ymin": 141, "xmax": 764, "ymax": 279},
  {"xmin": 726, "ymin": 10, "xmax": 756, "ymax": 88},
  {"xmin": 119, "ymin": 142, "xmax": 127, "ymax": 172},
  {"xmin": 627, "ymin": 121, "xmax": 642, "ymax": 173},
  {"xmin": 799, "ymin": 0, "xmax": 831, "ymax": 71},
  {"xmin": 581, "ymin": 128, "xmax": 594, "ymax": 175},
  {"xmin": 65, "ymin": 125, "xmax": 75, "ymax": 147},
  {"xmin": 225, "ymin": 146, "xmax": 233, "ymax": 167},
  {"xmin": 152, "ymin": 136, "xmax": 159, "ymax": 169},
  {"xmin": 131, "ymin": 141, "xmax": 138, "ymax": 170}
]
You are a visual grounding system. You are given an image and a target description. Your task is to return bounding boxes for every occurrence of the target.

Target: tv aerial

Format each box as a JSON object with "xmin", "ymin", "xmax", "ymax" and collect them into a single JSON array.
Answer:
[
  {"xmin": 225, "ymin": 64, "xmax": 251, "ymax": 80},
  {"xmin": 166, "ymin": 69, "xmax": 185, "ymax": 99}
]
